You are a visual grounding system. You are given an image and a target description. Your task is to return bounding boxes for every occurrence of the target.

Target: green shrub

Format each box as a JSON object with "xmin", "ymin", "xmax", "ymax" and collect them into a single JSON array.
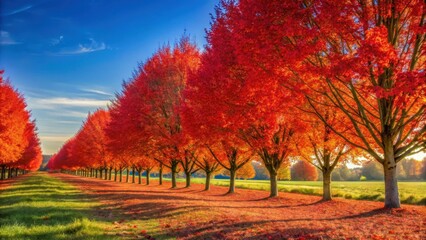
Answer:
[{"xmin": 344, "ymin": 194, "xmax": 353, "ymax": 199}]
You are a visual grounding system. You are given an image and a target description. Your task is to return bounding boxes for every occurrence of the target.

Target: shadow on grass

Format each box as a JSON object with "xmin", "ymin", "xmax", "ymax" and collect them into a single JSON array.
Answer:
[{"xmin": 0, "ymin": 173, "xmax": 120, "ymax": 240}]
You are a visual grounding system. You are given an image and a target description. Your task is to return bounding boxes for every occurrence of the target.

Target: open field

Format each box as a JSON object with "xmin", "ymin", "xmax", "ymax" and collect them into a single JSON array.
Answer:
[{"xmin": 176, "ymin": 178, "xmax": 426, "ymax": 205}]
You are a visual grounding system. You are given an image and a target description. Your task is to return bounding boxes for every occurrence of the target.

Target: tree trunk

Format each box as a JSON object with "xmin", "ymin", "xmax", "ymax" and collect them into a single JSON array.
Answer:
[
  {"xmin": 8, "ymin": 167, "xmax": 12, "ymax": 179},
  {"xmin": 322, "ymin": 170, "xmax": 332, "ymax": 201},
  {"xmin": 114, "ymin": 169, "xmax": 117, "ymax": 182},
  {"xmin": 185, "ymin": 171, "xmax": 191, "ymax": 188},
  {"xmin": 269, "ymin": 171, "xmax": 278, "ymax": 197},
  {"xmin": 146, "ymin": 170, "xmax": 150, "ymax": 185},
  {"xmin": 205, "ymin": 172, "xmax": 211, "ymax": 191},
  {"xmin": 1, "ymin": 166, "xmax": 5, "ymax": 180},
  {"xmin": 228, "ymin": 169, "xmax": 236, "ymax": 194},
  {"xmin": 172, "ymin": 167, "xmax": 177, "ymax": 188},
  {"xmin": 383, "ymin": 137, "xmax": 400, "ymax": 208},
  {"xmin": 126, "ymin": 168, "xmax": 129, "ymax": 183},
  {"xmin": 104, "ymin": 168, "xmax": 108, "ymax": 180},
  {"xmin": 138, "ymin": 170, "xmax": 142, "ymax": 184},
  {"xmin": 95, "ymin": 169, "xmax": 98, "ymax": 178},
  {"xmin": 132, "ymin": 166, "xmax": 135, "ymax": 183},
  {"xmin": 384, "ymin": 162, "xmax": 400, "ymax": 208},
  {"xmin": 159, "ymin": 167, "xmax": 163, "ymax": 185},
  {"xmin": 15, "ymin": 168, "xmax": 18, "ymax": 177},
  {"xmin": 120, "ymin": 169, "xmax": 122, "ymax": 182},
  {"xmin": 99, "ymin": 168, "xmax": 103, "ymax": 179},
  {"xmin": 171, "ymin": 164, "xmax": 178, "ymax": 188}
]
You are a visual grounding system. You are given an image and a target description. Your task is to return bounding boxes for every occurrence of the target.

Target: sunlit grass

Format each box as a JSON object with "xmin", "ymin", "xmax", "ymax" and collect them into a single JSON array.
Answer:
[{"xmin": 0, "ymin": 173, "xmax": 118, "ymax": 240}]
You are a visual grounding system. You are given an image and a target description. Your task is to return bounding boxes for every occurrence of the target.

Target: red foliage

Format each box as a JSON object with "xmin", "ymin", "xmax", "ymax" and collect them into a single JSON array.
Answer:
[
  {"xmin": 0, "ymin": 71, "xmax": 30, "ymax": 165},
  {"xmin": 291, "ymin": 160, "xmax": 318, "ymax": 181},
  {"xmin": 12, "ymin": 121, "xmax": 42, "ymax": 171},
  {"xmin": 215, "ymin": 0, "xmax": 425, "ymax": 207},
  {"xmin": 0, "ymin": 70, "xmax": 41, "ymax": 173},
  {"xmin": 48, "ymin": 0, "xmax": 424, "ymax": 208},
  {"xmin": 48, "ymin": 109, "xmax": 113, "ymax": 171},
  {"xmin": 182, "ymin": 1, "xmax": 307, "ymax": 196},
  {"xmin": 106, "ymin": 36, "xmax": 200, "ymax": 187},
  {"xmin": 47, "ymin": 138, "xmax": 77, "ymax": 170}
]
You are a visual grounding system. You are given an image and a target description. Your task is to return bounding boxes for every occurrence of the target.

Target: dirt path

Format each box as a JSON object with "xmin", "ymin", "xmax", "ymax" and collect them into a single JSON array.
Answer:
[{"xmin": 53, "ymin": 173, "xmax": 425, "ymax": 240}]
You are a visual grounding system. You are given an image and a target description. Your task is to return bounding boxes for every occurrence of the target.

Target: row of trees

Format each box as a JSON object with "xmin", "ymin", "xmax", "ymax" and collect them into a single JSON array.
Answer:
[
  {"xmin": 49, "ymin": 0, "xmax": 425, "ymax": 208},
  {"xmin": 0, "ymin": 70, "xmax": 42, "ymax": 180}
]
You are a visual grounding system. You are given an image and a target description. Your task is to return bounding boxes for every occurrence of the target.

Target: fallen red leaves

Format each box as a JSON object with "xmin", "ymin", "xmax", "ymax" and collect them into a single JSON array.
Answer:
[{"xmin": 55, "ymin": 173, "xmax": 426, "ymax": 240}]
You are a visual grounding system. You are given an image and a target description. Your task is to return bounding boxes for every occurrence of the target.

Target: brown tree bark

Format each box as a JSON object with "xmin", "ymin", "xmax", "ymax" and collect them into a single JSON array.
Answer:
[{"xmin": 205, "ymin": 172, "xmax": 211, "ymax": 191}]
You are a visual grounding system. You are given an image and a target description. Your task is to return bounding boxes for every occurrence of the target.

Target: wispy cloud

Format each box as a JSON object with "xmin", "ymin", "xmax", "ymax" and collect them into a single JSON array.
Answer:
[
  {"xmin": 40, "ymin": 135, "xmax": 72, "ymax": 143},
  {"xmin": 56, "ymin": 120, "xmax": 83, "ymax": 124},
  {"xmin": 1, "ymin": 5, "xmax": 33, "ymax": 17},
  {"xmin": 81, "ymin": 88, "xmax": 113, "ymax": 96},
  {"xmin": 0, "ymin": 31, "xmax": 21, "ymax": 45},
  {"xmin": 50, "ymin": 35, "xmax": 64, "ymax": 46},
  {"xmin": 55, "ymin": 38, "xmax": 107, "ymax": 55},
  {"xmin": 56, "ymin": 110, "xmax": 89, "ymax": 118},
  {"xmin": 28, "ymin": 97, "xmax": 110, "ymax": 110}
]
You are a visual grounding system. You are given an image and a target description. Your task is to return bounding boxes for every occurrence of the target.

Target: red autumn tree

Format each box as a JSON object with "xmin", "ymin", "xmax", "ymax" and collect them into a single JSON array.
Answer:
[
  {"xmin": 220, "ymin": 0, "xmax": 357, "ymax": 200},
  {"xmin": 107, "ymin": 87, "xmax": 144, "ymax": 183},
  {"xmin": 224, "ymin": 0, "xmax": 425, "ymax": 208},
  {"xmin": 48, "ymin": 137, "xmax": 77, "ymax": 171},
  {"xmin": 183, "ymin": 2, "xmax": 304, "ymax": 197},
  {"xmin": 291, "ymin": 160, "xmax": 318, "ymax": 181},
  {"xmin": 139, "ymin": 156, "xmax": 157, "ymax": 185},
  {"xmin": 0, "ymin": 70, "xmax": 36, "ymax": 179},
  {"xmin": 193, "ymin": 147, "xmax": 222, "ymax": 191},
  {"xmin": 302, "ymin": 0, "xmax": 425, "ymax": 208},
  {"xmin": 73, "ymin": 109, "xmax": 113, "ymax": 179},
  {"xmin": 109, "ymin": 36, "xmax": 200, "ymax": 188},
  {"xmin": 12, "ymin": 121, "xmax": 42, "ymax": 172},
  {"xmin": 223, "ymin": 160, "xmax": 256, "ymax": 180},
  {"xmin": 179, "ymin": 143, "xmax": 200, "ymax": 187},
  {"xmin": 296, "ymin": 104, "xmax": 359, "ymax": 200}
]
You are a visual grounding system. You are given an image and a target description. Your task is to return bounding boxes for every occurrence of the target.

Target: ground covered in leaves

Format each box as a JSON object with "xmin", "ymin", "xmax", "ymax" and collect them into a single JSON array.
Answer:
[{"xmin": 52, "ymin": 173, "xmax": 425, "ymax": 240}]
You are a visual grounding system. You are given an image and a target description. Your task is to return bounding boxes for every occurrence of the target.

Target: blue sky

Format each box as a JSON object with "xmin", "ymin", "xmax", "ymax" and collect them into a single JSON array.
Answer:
[{"xmin": 0, "ymin": 0, "xmax": 219, "ymax": 154}]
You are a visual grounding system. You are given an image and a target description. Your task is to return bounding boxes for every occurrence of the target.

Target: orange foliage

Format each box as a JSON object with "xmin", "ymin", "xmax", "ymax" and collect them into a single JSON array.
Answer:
[
  {"xmin": 291, "ymin": 160, "xmax": 318, "ymax": 181},
  {"xmin": 0, "ymin": 70, "xmax": 41, "ymax": 173},
  {"xmin": 0, "ymin": 71, "xmax": 30, "ymax": 165}
]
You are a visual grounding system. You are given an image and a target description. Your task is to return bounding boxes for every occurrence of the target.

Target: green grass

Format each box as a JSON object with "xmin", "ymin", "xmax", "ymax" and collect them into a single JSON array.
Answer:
[
  {"xmin": 0, "ymin": 172, "xmax": 169, "ymax": 240},
  {"xmin": 179, "ymin": 177, "xmax": 426, "ymax": 205}
]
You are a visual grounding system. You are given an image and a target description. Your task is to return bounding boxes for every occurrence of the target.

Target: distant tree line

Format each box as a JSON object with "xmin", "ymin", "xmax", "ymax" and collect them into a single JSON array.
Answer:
[{"xmin": 219, "ymin": 158, "xmax": 426, "ymax": 182}]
